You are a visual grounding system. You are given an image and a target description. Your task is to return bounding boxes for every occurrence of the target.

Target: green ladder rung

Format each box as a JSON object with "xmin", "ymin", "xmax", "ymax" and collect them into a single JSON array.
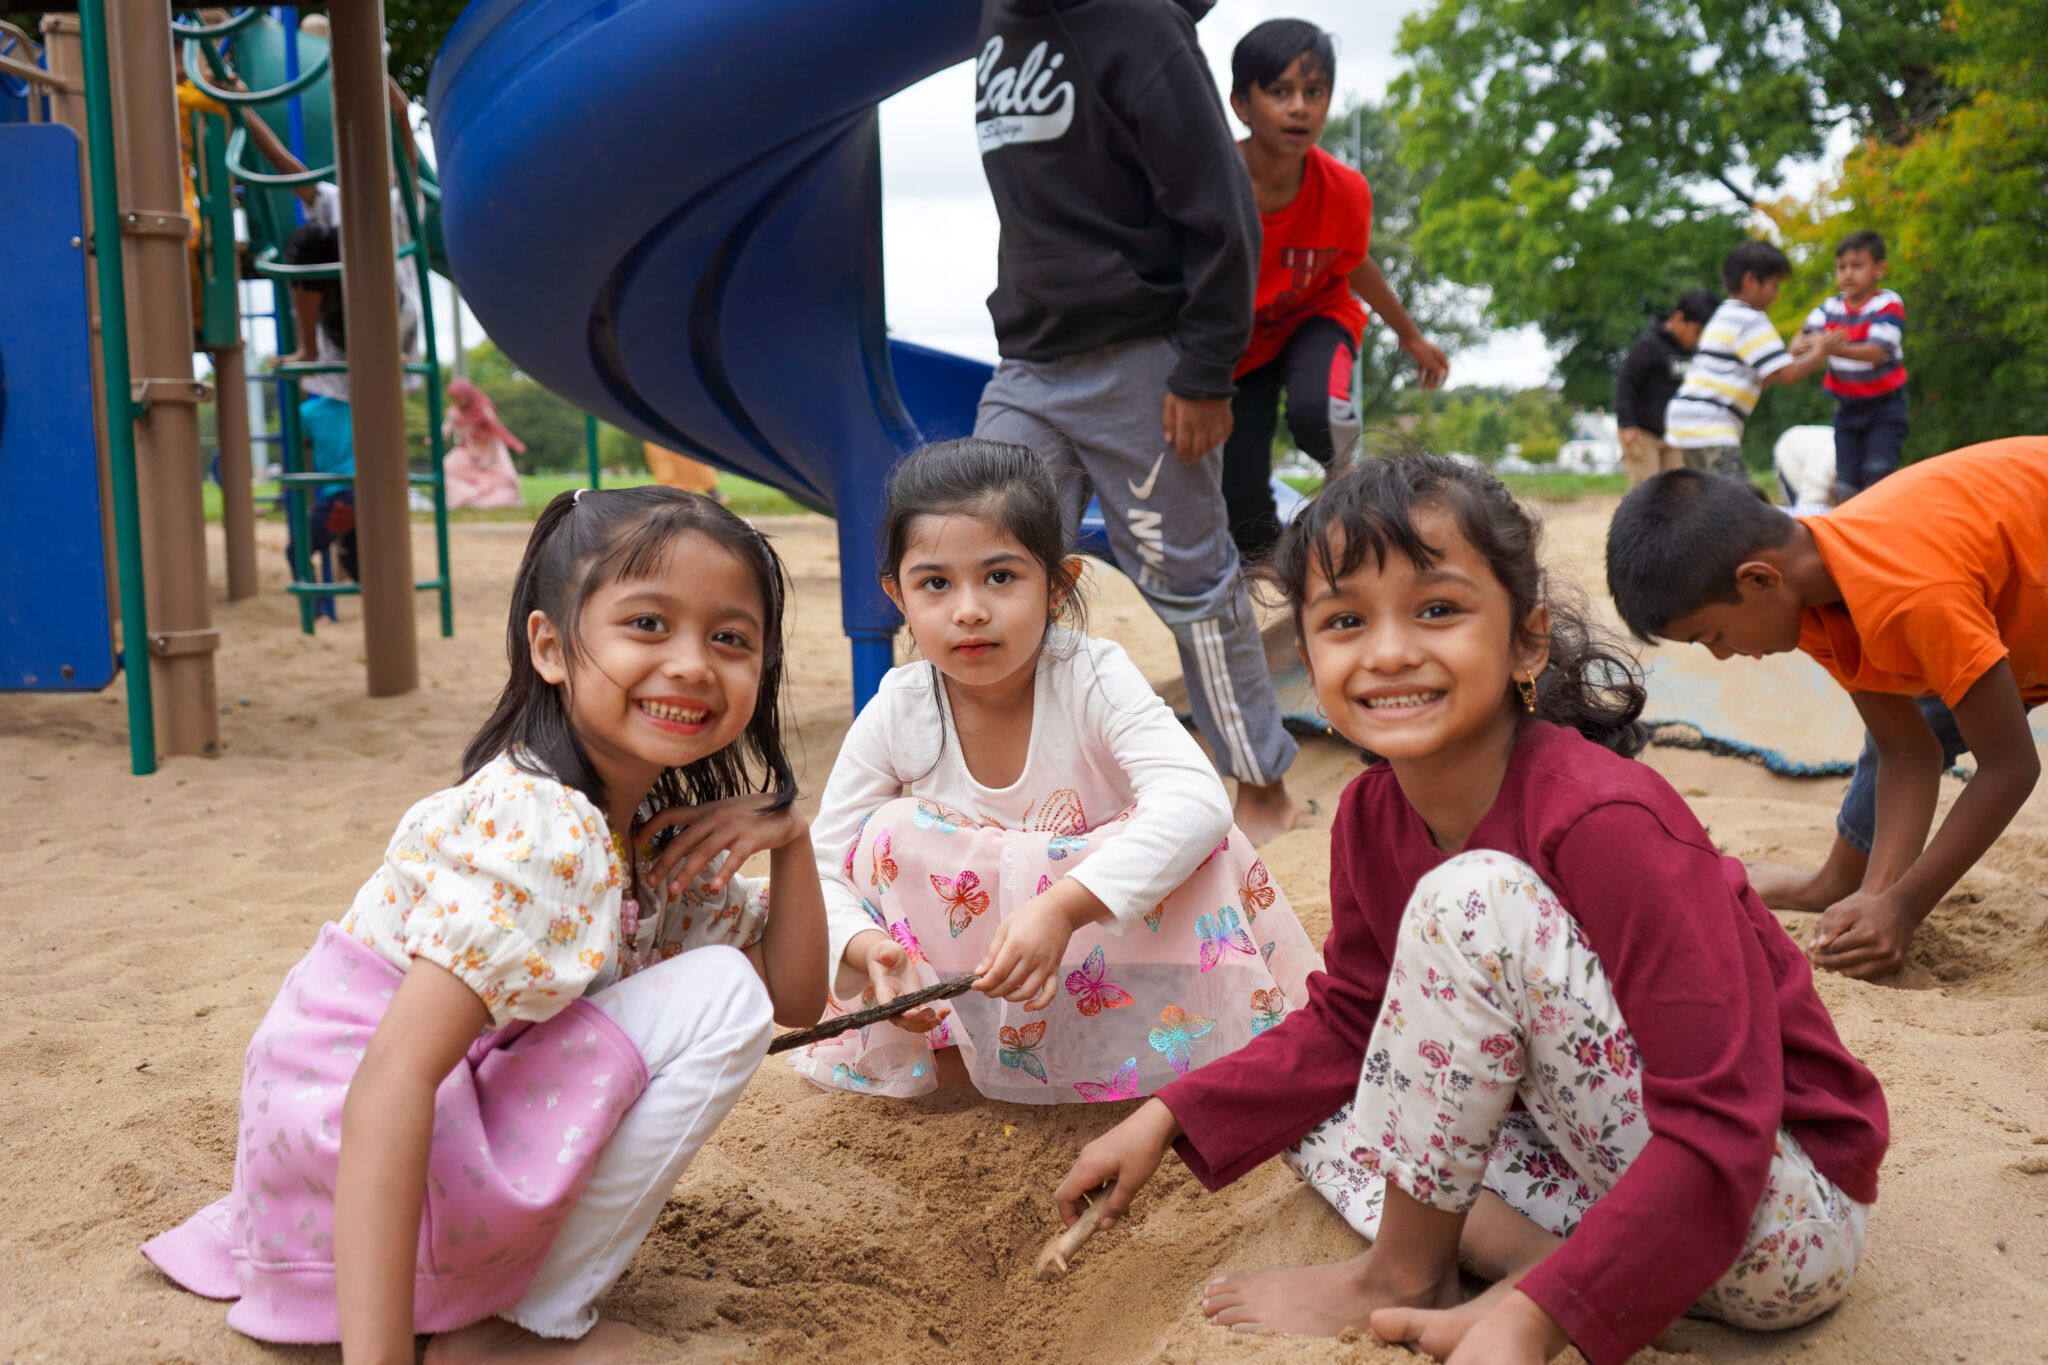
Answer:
[
  {"xmin": 286, "ymin": 578, "xmax": 449, "ymax": 598},
  {"xmin": 275, "ymin": 472, "xmax": 446, "ymax": 487},
  {"xmin": 273, "ymin": 361, "xmax": 438, "ymax": 376}
]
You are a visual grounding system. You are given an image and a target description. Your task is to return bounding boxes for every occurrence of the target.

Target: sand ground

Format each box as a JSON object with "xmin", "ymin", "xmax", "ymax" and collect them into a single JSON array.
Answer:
[{"xmin": 3, "ymin": 500, "xmax": 2045, "ymax": 1364}]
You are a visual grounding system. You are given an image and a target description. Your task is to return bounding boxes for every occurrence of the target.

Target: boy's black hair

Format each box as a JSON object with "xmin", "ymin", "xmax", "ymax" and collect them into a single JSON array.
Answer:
[
  {"xmin": 1604, "ymin": 468, "xmax": 1794, "ymax": 642},
  {"xmin": 463, "ymin": 486, "xmax": 797, "ymax": 821},
  {"xmin": 1721, "ymin": 239, "xmax": 1792, "ymax": 293},
  {"xmin": 1264, "ymin": 453, "xmax": 1648, "ymax": 759},
  {"xmin": 1835, "ymin": 229, "xmax": 1887, "ymax": 262},
  {"xmin": 282, "ymin": 222, "xmax": 345, "ymax": 352},
  {"xmin": 1673, "ymin": 287, "xmax": 1718, "ymax": 325},
  {"xmin": 1231, "ymin": 19, "xmax": 1335, "ymax": 98}
]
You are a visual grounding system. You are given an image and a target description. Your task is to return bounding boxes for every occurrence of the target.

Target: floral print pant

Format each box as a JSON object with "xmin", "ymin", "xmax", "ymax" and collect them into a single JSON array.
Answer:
[{"xmin": 1283, "ymin": 851, "xmax": 1870, "ymax": 1330}]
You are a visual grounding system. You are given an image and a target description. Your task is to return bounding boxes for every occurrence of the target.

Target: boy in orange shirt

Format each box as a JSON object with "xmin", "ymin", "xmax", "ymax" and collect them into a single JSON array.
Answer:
[{"xmin": 1604, "ymin": 438, "xmax": 2048, "ymax": 979}]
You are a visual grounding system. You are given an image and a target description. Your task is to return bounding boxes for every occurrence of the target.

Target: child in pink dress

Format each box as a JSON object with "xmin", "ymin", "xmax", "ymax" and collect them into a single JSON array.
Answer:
[
  {"xmin": 143, "ymin": 488, "xmax": 828, "ymax": 1362},
  {"xmin": 442, "ymin": 376, "xmax": 527, "ymax": 509},
  {"xmin": 788, "ymin": 438, "xmax": 1316, "ymax": 1104}
]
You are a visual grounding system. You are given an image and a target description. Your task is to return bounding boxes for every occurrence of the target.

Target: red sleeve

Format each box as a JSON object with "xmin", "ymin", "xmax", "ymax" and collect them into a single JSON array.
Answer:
[
  {"xmin": 1515, "ymin": 803, "xmax": 1785, "ymax": 1365},
  {"xmin": 1156, "ymin": 784, "xmax": 1388, "ymax": 1188}
]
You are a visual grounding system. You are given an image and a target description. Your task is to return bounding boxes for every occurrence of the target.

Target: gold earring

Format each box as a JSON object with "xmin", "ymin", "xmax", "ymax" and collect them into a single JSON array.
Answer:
[{"xmin": 1517, "ymin": 671, "xmax": 1538, "ymax": 713}]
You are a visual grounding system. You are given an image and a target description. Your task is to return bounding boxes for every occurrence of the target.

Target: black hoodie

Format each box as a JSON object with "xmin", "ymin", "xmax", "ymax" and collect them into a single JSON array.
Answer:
[{"xmin": 975, "ymin": 0, "xmax": 1258, "ymax": 400}]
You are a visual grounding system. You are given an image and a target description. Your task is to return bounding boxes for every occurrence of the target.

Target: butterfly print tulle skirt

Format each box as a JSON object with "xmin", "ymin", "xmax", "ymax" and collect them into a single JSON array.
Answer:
[{"xmin": 787, "ymin": 795, "xmax": 1317, "ymax": 1103}]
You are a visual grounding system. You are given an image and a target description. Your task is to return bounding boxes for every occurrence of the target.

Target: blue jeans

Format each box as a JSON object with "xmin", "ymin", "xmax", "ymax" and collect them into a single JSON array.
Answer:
[
  {"xmin": 1832, "ymin": 390, "xmax": 1908, "ymax": 499},
  {"xmin": 1837, "ymin": 696, "xmax": 2038, "ymax": 852}
]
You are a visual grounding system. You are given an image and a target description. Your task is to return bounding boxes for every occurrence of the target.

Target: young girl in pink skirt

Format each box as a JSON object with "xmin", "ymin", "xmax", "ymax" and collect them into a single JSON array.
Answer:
[
  {"xmin": 788, "ymin": 438, "xmax": 1315, "ymax": 1104},
  {"xmin": 143, "ymin": 488, "xmax": 827, "ymax": 1364}
]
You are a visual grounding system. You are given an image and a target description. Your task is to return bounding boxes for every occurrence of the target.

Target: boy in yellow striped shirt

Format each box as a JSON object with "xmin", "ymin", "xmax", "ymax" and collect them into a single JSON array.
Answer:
[{"xmin": 1665, "ymin": 241, "xmax": 1844, "ymax": 480}]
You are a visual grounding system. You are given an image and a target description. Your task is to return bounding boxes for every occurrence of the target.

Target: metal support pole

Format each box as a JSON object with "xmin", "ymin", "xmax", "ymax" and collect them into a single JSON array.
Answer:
[
  {"xmin": 449, "ymin": 278, "xmax": 467, "ymax": 378},
  {"xmin": 105, "ymin": 0, "xmax": 220, "ymax": 758},
  {"xmin": 213, "ymin": 342, "xmax": 258, "ymax": 598},
  {"xmin": 328, "ymin": 0, "xmax": 418, "ymax": 696},
  {"xmin": 73, "ymin": 0, "xmax": 158, "ymax": 773},
  {"xmin": 585, "ymin": 413, "xmax": 601, "ymax": 490}
]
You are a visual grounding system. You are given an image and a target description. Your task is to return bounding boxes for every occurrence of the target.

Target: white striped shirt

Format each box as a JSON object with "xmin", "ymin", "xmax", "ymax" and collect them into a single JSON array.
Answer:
[{"xmin": 1665, "ymin": 299, "xmax": 1793, "ymax": 448}]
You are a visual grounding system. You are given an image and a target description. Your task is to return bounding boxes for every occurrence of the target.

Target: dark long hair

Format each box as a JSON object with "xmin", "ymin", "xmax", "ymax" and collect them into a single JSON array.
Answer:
[
  {"xmin": 880, "ymin": 437, "xmax": 1087, "ymax": 635},
  {"xmin": 1265, "ymin": 454, "xmax": 1647, "ymax": 758},
  {"xmin": 462, "ymin": 486, "xmax": 797, "ymax": 817},
  {"xmin": 877, "ymin": 438, "xmax": 1091, "ymax": 774}
]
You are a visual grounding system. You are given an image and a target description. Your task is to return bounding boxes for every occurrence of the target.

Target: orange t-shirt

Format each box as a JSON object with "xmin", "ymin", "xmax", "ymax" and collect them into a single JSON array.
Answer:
[
  {"xmin": 1796, "ymin": 436, "xmax": 2048, "ymax": 708},
  {"xmin": 1235, "ymin": 146, "xmax": 1372, "ymax": 378}
]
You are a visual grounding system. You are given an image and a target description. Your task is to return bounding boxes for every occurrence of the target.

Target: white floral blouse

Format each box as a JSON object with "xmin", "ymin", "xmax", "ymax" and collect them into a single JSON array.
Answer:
[{"xmin": 340, "ymin": 752, "xmax": 770, "ymax": 1028}]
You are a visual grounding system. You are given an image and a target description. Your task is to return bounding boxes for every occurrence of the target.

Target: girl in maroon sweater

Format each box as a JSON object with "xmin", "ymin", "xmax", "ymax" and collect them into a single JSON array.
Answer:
[{"xmin": 1053, "ymin": 456, "xmax": 1887, "ymax": 1365}]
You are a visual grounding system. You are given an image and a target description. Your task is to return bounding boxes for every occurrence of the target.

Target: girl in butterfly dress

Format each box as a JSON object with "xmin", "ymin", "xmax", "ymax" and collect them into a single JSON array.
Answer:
[
  {"xmin": 143, "ymin": 488, "xmax": 828, "ymax": 1364},
  {"xmin": 1055, "ymin": 457, "xmax": 1888, "ymax": 1365},
  {"xmin": 788, "ymin": 438, "xmax": 1316, "ymax": 1105}
]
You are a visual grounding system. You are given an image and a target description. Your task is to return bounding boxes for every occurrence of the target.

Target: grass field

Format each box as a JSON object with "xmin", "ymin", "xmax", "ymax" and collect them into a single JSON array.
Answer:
[{"xmin": 200, "ymin": 470, "xmax": 808, "ymax": 525}]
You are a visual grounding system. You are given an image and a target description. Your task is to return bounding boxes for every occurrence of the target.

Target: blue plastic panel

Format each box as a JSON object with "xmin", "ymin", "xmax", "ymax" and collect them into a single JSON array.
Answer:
[{"xmin": 0, "ymin": 123, "xmax": 115, "ymax": 691}]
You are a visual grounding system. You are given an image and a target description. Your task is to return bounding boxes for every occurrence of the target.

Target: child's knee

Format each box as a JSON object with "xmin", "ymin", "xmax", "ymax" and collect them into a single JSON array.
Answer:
[{"xmin": 1405, "ymin": 850, "xmax": 1552, "ymax": 954}]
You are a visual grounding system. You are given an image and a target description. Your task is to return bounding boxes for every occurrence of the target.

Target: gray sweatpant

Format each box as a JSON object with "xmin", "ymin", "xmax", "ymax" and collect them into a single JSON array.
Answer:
[{"xmin": 975, "ymin": 336, "xmax": 1298, "ymax": 786}]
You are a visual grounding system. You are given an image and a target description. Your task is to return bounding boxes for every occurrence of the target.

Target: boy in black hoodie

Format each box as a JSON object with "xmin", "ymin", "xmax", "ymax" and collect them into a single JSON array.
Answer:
[{"xmin": 973, "ymin": 0, "xmax": 1298, "ymax": 843}]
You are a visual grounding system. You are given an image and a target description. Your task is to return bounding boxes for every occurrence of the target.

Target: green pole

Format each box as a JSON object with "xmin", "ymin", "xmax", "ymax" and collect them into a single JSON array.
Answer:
[
  {"xmin": 584, "ymin": 413, "xmax": 601, "ymax": 490},
  {"xmin": 77, "ymin": 0, "xmax": 157, "ymax": 777}
]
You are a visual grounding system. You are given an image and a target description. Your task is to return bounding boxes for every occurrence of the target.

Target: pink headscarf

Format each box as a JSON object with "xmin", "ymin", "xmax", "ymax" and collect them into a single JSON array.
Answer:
[{"xmin": 447, "ymin": 377, "xmax": 527, "ymax": 453}]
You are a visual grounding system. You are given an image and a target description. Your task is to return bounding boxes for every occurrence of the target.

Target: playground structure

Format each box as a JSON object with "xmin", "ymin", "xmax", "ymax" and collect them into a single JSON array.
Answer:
[
  {"xmin": 0, "ymin": 2, "xmax": 454, "ymax": 775},
  {"xmin": 429, "ymin": 0, "xmax": 994, "ymax": 705}
]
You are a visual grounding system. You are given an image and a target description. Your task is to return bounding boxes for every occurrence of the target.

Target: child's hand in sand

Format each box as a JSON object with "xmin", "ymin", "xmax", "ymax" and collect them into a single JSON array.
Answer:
[
  {"xmin": 1055, "ymin": 1097, "xmax": 1181, "ymax": 1232},
  {"xmin": 844, "ymin": 930, "xmax": 948, "ymax": 1033},
  {"xmin": 636, "ymin": 795, "xmax": 809, "ymax": 900},
  {"xmin": 1807, "ymin": 887, "xmax": 1915, "ymax": 979},
  {"xmin": 974, "ymin": 879, "xmax": 1109, "ymax": 1010}
]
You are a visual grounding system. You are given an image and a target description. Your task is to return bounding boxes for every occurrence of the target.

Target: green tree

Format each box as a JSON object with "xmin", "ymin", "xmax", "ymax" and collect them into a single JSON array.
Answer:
[
  {"xmin": 1391, "ymin": 0, "xmax": 1958, "ymax": 406},
  {"xmin": 1768, "ymin": 0, "xmax": 2048, "ymax": 459}
]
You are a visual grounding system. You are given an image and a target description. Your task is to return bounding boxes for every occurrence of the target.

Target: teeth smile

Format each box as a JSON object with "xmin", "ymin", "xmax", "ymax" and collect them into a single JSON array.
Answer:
[
  {"xmin": 1365, "ymin": 692, "xmax": 1443, "ymax": 709},
  {"xmin": 640, "ymin": 701, "xmax": 709, "ymax": 724}
]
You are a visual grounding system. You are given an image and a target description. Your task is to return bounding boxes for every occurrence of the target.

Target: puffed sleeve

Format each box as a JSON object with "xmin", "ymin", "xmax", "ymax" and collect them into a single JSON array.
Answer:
[{"xmin": 375, "ymin": 766, "xmax": 623, "ymax": 1028}]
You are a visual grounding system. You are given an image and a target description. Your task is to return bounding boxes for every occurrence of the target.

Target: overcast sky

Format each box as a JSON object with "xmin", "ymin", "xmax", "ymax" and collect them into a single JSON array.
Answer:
[{"xmin": 873, "ymin": 0, "xmax": 1560, "ymax": 388}]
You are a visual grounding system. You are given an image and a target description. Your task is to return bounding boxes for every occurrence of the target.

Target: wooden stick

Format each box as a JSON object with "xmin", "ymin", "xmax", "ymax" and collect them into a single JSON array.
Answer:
[
  {"xmin": 1034, "ymin": 1181, "xmax": 1115, "ymax": 1283},
  {"xmin": 766, "ymin": 973, "xmax": 978, "ymax": 1054}
]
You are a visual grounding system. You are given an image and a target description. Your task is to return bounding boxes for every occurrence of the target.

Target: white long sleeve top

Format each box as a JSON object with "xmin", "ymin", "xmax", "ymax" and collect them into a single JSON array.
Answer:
[{"xmin": 813, "ymin": 630, "xmax": 1234, "ymax": 991}]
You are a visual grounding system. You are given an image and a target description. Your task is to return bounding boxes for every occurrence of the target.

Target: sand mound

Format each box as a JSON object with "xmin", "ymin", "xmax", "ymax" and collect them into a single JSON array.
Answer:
[{"xmin": 3, "ymin": 501, "xmax": 2045, "ymax": 1363}]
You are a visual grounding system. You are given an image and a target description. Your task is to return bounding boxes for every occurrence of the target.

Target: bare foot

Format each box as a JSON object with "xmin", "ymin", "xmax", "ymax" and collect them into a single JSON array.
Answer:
[
  {"xmin": 1232, "ymin": 779, "xmax": 1299, "ymax": 849},
  {"xmin": 425, "ymin": 1317, "xmax": 649, "ymax": 1364},
  {"xmin": 1369, "ymin": 1269, "xmax": 1522, "ymax": 1358},
  {"xmin": 1745, "ymin": 835, "xmax": 1867, "ymax": 913},
  {"xmin": 1200, "ymin": 1248, "xmax": 1460, "ymax": 1337}
]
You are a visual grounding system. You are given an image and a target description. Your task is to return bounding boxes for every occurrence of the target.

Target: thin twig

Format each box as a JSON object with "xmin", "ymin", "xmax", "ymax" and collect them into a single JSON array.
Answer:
[
  {"xmin": 1034, "ymin": 1181, "xmax": 1115, "ymax": 1282},
  {"xmin": 766, "ymin": 973, "xmax": 978, "ymax": 1054}
]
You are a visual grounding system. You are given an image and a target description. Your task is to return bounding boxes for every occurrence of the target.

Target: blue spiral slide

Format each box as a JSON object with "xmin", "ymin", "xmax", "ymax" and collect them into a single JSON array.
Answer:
[{"xmin": 429, "ymin": 0, "xmax": 990, "ymax": 704}]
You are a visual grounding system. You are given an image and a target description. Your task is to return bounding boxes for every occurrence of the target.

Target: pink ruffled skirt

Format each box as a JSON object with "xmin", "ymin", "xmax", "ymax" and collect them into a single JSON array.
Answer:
[{"xmin": 788, "ymin": 796, "xmax": 1316, "ymax": 1104}]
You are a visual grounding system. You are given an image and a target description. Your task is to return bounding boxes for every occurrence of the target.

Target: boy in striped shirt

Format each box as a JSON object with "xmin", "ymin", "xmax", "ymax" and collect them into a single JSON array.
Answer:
[
  {"xmin": 1665, "ymin": 241, "xmax": 1843, "ymax": 479},
  {"xmin": 1796, "ymin": 231, "xmax": 1908, "ymax": 500}
]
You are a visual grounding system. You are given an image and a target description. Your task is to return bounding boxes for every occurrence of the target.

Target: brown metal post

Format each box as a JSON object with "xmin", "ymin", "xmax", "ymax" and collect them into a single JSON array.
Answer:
[
  {"xmin": 212, "ymin": 342, "xmax": 257, "ymax": 599},
  {"xmin": 328, "ymin": 0, "xmax": 418, "ymax": 697},
  {"xmin": 107, "ymin": 0, "xmax": 220, "ymax": 756},
  {"xmin": 40, "ymin": 16, "xmax": 120, "ymax": 628}
]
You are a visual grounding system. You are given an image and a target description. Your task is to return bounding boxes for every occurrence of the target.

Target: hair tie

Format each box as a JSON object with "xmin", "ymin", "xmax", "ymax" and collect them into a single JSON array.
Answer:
[{"xmin": 572, "ymin": 488, "xmax": 587, "ymax": 505}]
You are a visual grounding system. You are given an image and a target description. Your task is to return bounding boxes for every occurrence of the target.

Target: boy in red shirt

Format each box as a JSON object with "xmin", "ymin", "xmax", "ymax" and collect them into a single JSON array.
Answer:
[
  {"xmin": 1220, "ymin": 20, "xmax": 1449, "ymax": 557},
  {"xmin": 1605, "ymin": 438, "xmax": 2048, "ymax": 978}
]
